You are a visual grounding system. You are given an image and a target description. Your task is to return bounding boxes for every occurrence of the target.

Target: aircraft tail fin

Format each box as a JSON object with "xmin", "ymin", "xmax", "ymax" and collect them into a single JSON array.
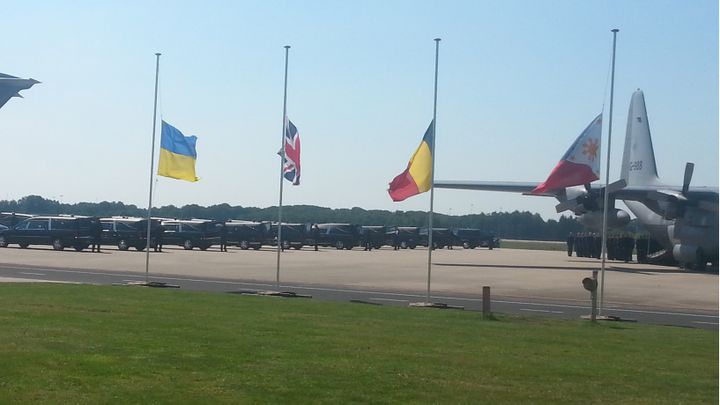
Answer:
[{"xmin": 620, "ymin": 89, "xmax": 661, "ymax": 186}]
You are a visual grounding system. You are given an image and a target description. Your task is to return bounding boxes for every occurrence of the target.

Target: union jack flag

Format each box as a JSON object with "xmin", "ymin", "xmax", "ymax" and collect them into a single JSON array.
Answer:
[{"xmin": 281, "ymin": 118, "xmax": 301, "ymax": 185}]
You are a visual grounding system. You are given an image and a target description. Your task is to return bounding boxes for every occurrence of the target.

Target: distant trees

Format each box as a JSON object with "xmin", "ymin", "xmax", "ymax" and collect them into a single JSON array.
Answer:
[{"xmin": 0, "ymin": 195, "xmax": 583, "ymax": 241}]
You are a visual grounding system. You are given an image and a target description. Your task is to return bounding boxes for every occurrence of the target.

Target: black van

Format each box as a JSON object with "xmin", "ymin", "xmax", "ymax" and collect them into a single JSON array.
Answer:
[
  {"xmin": 314, "ymin": 223, "xmax": 360, "ymax": 250},
  {"xmin": 267, "ymin": 223, "xmax": 307, "ymax": 250},
  {"xmin": 100, "ymin": 217, "xmax": 162, "ymax": 251},
  {"xmin": 224, "ymin": 221, "xmax": 266, "ymax": 250},
  {"xmin": 0, "ymin": 215, "xmax": 94, "ymax": 251},
  {"xmin": 161, "ymin": 219, "xmax": 223, "ymax": 250}
]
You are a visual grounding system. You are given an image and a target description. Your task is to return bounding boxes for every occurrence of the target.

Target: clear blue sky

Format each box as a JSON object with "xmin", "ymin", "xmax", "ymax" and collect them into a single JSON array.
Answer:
[{"xmin": 1, "ymin": 0, "xmax": 717, "ymax": 219}]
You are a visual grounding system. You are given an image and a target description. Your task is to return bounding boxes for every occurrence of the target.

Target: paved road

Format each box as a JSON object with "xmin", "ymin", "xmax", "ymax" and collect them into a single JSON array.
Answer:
[{"xmin": 0, "ymin": 245, "xmax": 716, "ymax": 329}]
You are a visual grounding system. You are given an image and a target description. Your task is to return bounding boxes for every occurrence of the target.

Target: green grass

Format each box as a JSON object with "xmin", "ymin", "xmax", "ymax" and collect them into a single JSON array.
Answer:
[
  {"xmin": 0, "ymin": 284, "xmax": 716, "ymax": 403},
  {"xmin": 500, "ymin": 239, "xmax": 567, "ymax": 251}
]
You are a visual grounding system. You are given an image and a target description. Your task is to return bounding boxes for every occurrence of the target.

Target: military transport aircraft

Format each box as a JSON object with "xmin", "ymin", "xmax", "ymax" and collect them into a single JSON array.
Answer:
[
  {"xmin": 436, "ymin": 90, "xmax": 719, "ymax": 270},
  {"xmin": 0, "ymin": 73, "xmax": 39, "ymax": 110}
]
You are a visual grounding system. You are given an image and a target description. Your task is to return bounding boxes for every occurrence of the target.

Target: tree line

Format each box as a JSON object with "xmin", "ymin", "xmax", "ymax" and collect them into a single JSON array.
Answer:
[{"xmin": 0, "ymin": 195, "xmax": 584, "ymax": 241}]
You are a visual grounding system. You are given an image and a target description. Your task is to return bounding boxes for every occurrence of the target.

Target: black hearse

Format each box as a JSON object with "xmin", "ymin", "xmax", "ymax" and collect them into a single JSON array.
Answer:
[
  {"xmin": 419, "ymin": 227, "xmax": 453, "ymax": 249},
  {"xmin": 267, "ymin": 222, "xmax": 307, "ymax": 250},
  {"xmin": 314, "ymin": 223, "xmax": 360, "ymax": 250},
  {"xmin": 386, "ymin": 226, "xmax": 421, "ymax": 249},
  {"xmin": 359, "ymin": 225, "xmax": 386, "ymax": 249},
  {"xmin": 100, "ymin": 217, "xmax": 162, "ymax": 251},
  {"xmin": 224, "ymin": 221, "xmax": 266, "ymax": 250},
  {"xmin": 0, "ymin": 215, "xmax": 94, "ymax": 251},
  {"xmin": 451, "ymin": 228, "xmax": 497, "ymax": 249},
  {"xmin": 161, "ymin": 219, "xmax": 223, "ymax": 250},
  {"xmin": 0, "ymin": 212, "xmax": 33, "ymax": 228}
]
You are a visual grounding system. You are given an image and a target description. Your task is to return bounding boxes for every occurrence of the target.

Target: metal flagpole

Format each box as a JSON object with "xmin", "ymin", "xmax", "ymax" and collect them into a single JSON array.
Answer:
[
  {"xmin": 144, "ymin": 52, "xmax": 161, "ymax": 283},
  {"xmin": 426, "ymin": 38, "xmax": 441, "ymax": 304},
  {"xmin": 276, "ymin": 45, "xmax": 290, "ymax": 290},
  {"xmin": 599, "ymin": 29, "xmax": 619, "ymax": 314}
]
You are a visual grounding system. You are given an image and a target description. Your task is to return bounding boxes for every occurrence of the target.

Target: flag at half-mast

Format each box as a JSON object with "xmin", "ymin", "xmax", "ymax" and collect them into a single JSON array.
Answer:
[
  {"xmin": 158, "ymin": 121, "xmax": 199, "ymax": 182},
  {"xmin": 532, "ymin": 114, "xmax": 602, "ymax": 194},
  {"xmin": 281, "ymin": 118, "xmax": 301, "ymax": 185},
  {"xmin": 388, "ymin": 121, "xmax": 434, "ymax": 202}
]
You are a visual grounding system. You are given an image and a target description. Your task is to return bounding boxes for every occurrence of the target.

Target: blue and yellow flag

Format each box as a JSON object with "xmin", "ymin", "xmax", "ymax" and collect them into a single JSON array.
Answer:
[{"xmin": 158, "ymin": 121, "xmax": 199, "ymax": 182}]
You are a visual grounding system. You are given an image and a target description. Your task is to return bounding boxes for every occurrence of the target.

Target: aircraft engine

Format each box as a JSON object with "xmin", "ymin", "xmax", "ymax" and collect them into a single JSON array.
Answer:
[
  {"xmin": 577, "ymin": 209, "xmax": 631, "ymax": 231},
  {"xmin": 672, "ymin": 244, "xmax": 706, "ymax": 268}
]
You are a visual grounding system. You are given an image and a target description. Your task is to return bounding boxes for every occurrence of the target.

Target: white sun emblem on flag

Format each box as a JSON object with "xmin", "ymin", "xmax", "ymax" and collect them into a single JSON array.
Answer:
[{"xmin": 582, "ymin": 138, "xmax": 599, "ymax": 161}]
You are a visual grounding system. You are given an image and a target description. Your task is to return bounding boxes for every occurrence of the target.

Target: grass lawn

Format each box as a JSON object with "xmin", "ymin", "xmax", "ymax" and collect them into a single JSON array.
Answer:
[{"xmin": 0, "ymin": 284, "xmax": 716, "ymax": 403}]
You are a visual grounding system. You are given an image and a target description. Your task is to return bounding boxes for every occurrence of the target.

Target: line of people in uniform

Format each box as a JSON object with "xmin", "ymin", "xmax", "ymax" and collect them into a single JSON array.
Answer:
[{"xmin": 566, "ymin": 232, "xmax": 638, "ymax": 262}]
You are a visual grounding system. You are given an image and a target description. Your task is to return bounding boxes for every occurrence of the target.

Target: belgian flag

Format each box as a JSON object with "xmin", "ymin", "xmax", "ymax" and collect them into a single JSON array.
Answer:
[{"xmin": 388, "ymin": 121, "xmax": 434, "ymax": 202}]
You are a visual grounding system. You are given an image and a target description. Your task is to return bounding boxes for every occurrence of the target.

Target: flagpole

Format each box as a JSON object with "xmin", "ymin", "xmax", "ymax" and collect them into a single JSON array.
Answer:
[
  {"xmin": 426, "ymin": 38, "xmax": 441, "ymax": 304},
  {"xmin": 144, "ymin": 52, "xmax": 161, "ymax": 283},
  {"xmin": 599, "ymin": 29, "xmax": 619, "ymax": 314},
  {"xmin": 276, "ymin": 45, "xmax": 290, "ymax": 290}
]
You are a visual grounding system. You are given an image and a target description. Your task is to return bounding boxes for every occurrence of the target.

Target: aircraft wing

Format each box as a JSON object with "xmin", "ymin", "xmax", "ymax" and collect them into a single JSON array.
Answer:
[
  {"xmin": 434, "ymin": 180, "xmax": 556, "ymax": 196},
  {"xmin": 0, "ymin": 73, "xmax": 39, "ymax": 109},
  {"xmin": 612, "ymin": 186, "xmax": 719, "ymax": 212}
]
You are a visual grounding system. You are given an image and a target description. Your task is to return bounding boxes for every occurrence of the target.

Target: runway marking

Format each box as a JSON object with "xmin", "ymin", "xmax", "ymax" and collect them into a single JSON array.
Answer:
[
  {"xmin": 2, "ymin": 266, "xmax": 718, "ymax": 320},
  {"xmin": 520, "ymin": 308, "xmax": 564, "ymax": 314},
  {"xmin": 19, "ymin": 272, "xmax": 46, "ymax": 276},
  {"xmin": 693, "ymin": 321, "xmax": 719, "ymax": 326},
  {"xmin": 369, "ymin": 298, "xmax": 409, "ymax": 303}
]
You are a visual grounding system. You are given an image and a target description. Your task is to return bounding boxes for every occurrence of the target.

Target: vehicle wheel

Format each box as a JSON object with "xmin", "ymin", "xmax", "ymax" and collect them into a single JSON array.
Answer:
[
  {"xmin": 281, "ymin": 240, "xmax": 290, "ymax": 250},
  {"xmin": 183, "ymin": 240, "xmax": 194, "ymax": 250},
  {"xmin": 409, "ymin": 243, "xmax": 416, "ymax": 249},
  {"xmin": 199, "ymin": 244, "xmax": 210, "ymax": 251},
  {"xmin": 345, "ymin": 245, "xmax": 353, "ymax": 250},
  {"xmin": 18, "ymin": 242, "xmax": 29, "ymax": 249},
  {"xmin": 462, "ymin": 242, "xmax": 470, "ymax": 249},
  {"xmin": 488, "ymin": 244, "xmax": 494, "ymax": 250},
  {"xmin": 0, "ymin": 236, "xmax": 7, "ymax": 248},
  {"xmin": 135, "ymin": 245, "xmax": 145, "ymax": 252},
  {"xmin": 52, "ymin": 238, "xmax": 65, "ymax": 251},
  {"xmin": 252, "ymin": 246, "xmax": 261, "ymax": 250},
  {"xmin": 293, "ymin": 245, "xmax": 302, "ymax": 250},
  {"xmin": 374, "ymin": 243, "xmax": 382, "ymax": 249},
  {"xmin": 335, "ymin": 241, "xmax": 345, "ymax": 250},
  {"xmin": 400, "ymin": 241, "xmax": 408, "ymax": 249},
  {"xmin": 117, "ymin": 240, "xmax": 130, "ymax": 251},
  {"xmin": 240, "ymin": 240, "xmax": 250, "ymax": 250},
  {"xmin": 74, "ymin": 245, "xmax": 85, "ymax": 252}
]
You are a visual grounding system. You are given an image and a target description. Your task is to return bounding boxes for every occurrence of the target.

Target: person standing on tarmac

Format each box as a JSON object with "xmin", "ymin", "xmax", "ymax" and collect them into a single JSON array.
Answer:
[
  {"xmin": 393, "ymin": 228, "xmax": 400, "ymax": 250},
  {"xmin": 566, "ymin": 233, "xmax": 575, "ymax": 257},
  {"xmin": 219, "ymin": 223, "xmax": 228, "ymax": 252},
  {"xmin": 90, "ymin": 218, "xmax": 102, "ymax": 253},
  {"xmin": 312, "ymin": 224, "xmax": 320, "ymax": 251}
]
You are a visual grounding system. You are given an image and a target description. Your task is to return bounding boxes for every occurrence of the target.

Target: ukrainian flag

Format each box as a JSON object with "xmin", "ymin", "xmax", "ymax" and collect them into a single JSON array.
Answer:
[
  {"xmin": 158, "ymin": 121, "xmax": 199, "ymax": 182},
  {"xmin": 388, "ymin": 121, "xmax": 434, "ymax": 202}
]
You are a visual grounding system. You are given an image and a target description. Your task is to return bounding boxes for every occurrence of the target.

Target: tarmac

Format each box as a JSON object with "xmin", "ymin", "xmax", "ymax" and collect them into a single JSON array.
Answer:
[{"xmin": 0, "ymin": 244, "xmax": 716, "ymax": 314}]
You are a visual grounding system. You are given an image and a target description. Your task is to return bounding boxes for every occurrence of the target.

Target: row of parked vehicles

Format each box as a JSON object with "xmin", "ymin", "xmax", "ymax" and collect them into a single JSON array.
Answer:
[{"xmin": 0, "ymin": 212, "xmax": 499, "ymax": 252}]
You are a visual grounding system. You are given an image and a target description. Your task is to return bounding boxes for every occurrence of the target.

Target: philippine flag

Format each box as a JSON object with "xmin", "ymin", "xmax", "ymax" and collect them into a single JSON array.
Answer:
[{"xmin": 532, "ymin": 114, "xmax": 602, "ymax": 194}]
